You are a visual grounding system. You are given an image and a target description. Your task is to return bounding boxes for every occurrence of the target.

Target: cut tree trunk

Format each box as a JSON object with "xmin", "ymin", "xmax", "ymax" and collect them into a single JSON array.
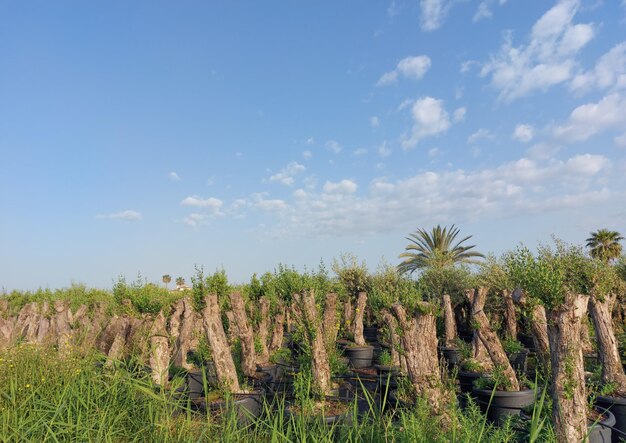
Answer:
[
  {"xmin": 269, "ymin": 307, "xmax": 285, "ymax": 353},
  {"xmin": 390, "ymin": 302, "xmax": 449, "ymax": 414},
  {"xmin": 512, "ymin": 288, "xmax": 550, "ymax": 367},
  {"xmin": 149, "ymin": 312, "xmax": 170, "ymax": 386},
  {"xmin": 469, "ymin": 287, "xmax": 519, "ymax": 390},
  {"xmin": 548, "ymin": 293, "xmax": 589, "ymax": 443},
  {"xmin": 344, "ymin": 298, "xmax": 353, "ymax": 337},
  {"xmin": 590, "ymin": 292, "xmax": 626, "ymax": 394},
  {"xmin": 229, "ymin": 292, "xmax": 257, "ymax": 378},
  {"xmin": 225, "ymin": 311, "xmax": 239, "ymax": 344},
  {"xmin": 256, "ymin": 297, "xmax": 270, "ymax": 363},
  {"xmin": 381, "ymin": 309, "xmax": 401, "ymax": 367},
  {"xmin": 172, "ymin": 298, "xmax": 196, "ymax": 370},
  {"xmin": 465, "ymin": 289, "xmax": 494, "ymax": 371},
  {"xmin": 580, "ymin": 313, "xmax": 594, "ymax": 355},
  {"xmin": 352, "ymin": 292, "xmax": 367, "ymax": 346},
  {"xmin": 202, "ymin": 294, "xmax": 240, "ymax": 392},
  {"xmin": 322, "ymin": 293, "xmax": 339, "ymax": 348},
  {"xmin": 442, "ymin": 294, "xmax": 457, "ymax": 347},
  {"xmin": 296, "ymin": 291, "xmax": 332, "ymax": 396},
  {"xmin": 502, "ymin": 289, "xmax": 517, "ymax": 340}
]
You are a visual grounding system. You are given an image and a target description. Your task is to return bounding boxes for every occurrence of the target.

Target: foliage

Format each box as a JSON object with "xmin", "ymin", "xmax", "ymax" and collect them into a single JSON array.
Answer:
[
  {"xmin": 476, "ymin": 255, "xmax": 512, "ymax": 293},
  {"xmin": 397, "ymin": 224, "xmax": 484, "ymax": 274},
  {"xmin": 377, "ymin": 349, "xmax": 393, "ymax": 366},
  {"xmin": 112, "ymin": 275, "xmax": 180, "ymax": 315},
  {"xmin": 331, "ymin": 253, "xmax": 371, "ymax": 299},
  {"xmin": 586, "ymin": 229, "xmax": 624, "ymax": 263},
  {"xmin": 418, "ymin": 264, "xmax": 473, "ymax": 303},
  {"xmin": 369, "ymin": 261, "xmax": 422, "ymax": 311},
  {"xmin": 502, "ymin": 337, "xmax": 525, "ymax": 355}
]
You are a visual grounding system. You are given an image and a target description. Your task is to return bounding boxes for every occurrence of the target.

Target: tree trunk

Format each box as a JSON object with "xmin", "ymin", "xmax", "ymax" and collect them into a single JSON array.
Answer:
[
  {"xmin": 442, "ymin": 293, "xmax": 457, "ymax": 347},
  {"xmin": 269, "ymin": 307, "xmax": 285, "ymax": 353},
  {"xmin": 343, "ymin": 298, "xmax": 353, "ymax": 337},
  {"xmin": 296, "ymin": 291, "xmax": 332, "ymax": 396},
  {"xmin": 590, "ymin": 293, "xmax": 626, "ymax": 394},
  {"xmin": 202, "ymin": 294, "xmax": 240, "ymax": 393},
  {"xmin": 502, "ymin": 289, "xmax": 517, "ymax": 340},
  {"xmin": 512, "ymin": 288, "xmax": 550, "ymax": 367},
  {"xmin": 149, "ymin": 312, "xmax": 170, "ymax": 386},
  {"xmin": 225, "ymin": 311, "xmax": 239, "ymax": 344},
  {"xmin": 470, "ymin": 287, "xmax": 519, "ymax": 390},
  {"xmin": 172, "ymin": 298, "xmax": 195, "ymax": 370},
  {"xmin": 548, "ymin": 293, "xmax": 589, "ymax": 443},
  {"xmin": 352, "ymin": 292, "xmax": 367, "ymax": 346},
  {"xmin": 580, "ymin": 313, "xmax": 594, "ymax": 355},
  {"xmin": 390, "ymin": 302, "xmax": 449, "ymax": 413},
  {"xmin": 229, "ymin": 292, "xmax": 256, "ymax": 378},
  {"xmin": 322, "ymin": 293, "xmax": 339, "ymax": 348},
  {"xmin": 465, "ymin": 289, "xmax": 493, "ymax": 371},
  {"xmin": 381, "ymin": 309, "xmax": 401, "ymax": 367},
  {"xmin": 256, "ymin": 297, "xmax": 270, "ymax": 363}
]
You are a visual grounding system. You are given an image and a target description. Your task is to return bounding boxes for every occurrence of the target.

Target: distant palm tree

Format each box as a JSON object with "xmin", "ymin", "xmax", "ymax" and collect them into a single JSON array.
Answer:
[
  {"xmin": 398, "ymin": 224, "xmax": 484, "ymax": 274},
  {"xmin": 586, "ymin": 229, "xmax": 624, "ymax": 263},
  {"xmin": 176, "ymin": 277, "xmax": 185, "ymax": 287},
  {"xmin": 162, "ymin": 274, "xmax": 172, "ymax": 289}
]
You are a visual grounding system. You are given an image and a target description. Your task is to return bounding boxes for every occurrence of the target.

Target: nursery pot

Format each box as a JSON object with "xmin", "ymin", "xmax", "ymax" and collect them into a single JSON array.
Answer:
[
  {"xmin": 344, "ymin": 345, "xmax": 374, "ymax": 369},
  {"xmin": 441, "ymin": 347, "xmax": 462, "ymax": 369},
  {"xmin": 518, "ymin": 333, "xmax": 536, "ymax": 353},
  {"xmin": 199, "ymin": 389, "xmax": 264, "ymax": 427},
  {"xmin": 187, "ymin": 363, "xmax": 218, "ymax": 399},
  {"xmin": 363, "ymin": 326, "xmax": 379, "ymax": 344},
  {"xmin": 507, "ymin": 349, "xmax": 529, "ymax": 373},
  {"xmin": 472, "ymin": 387, "xmax": 535, "ymax": 423},
  {"xmin": 375, "ymin": 365, "xmax": 400, "ymax": 391},
  {"xmin": 457, "ymin": 371, "xmax": 483, "ymax": 395},
  {"xmin": 588, "ymin": 406, "xmax": 616, "ymax": 443},
  {"xmin": 594, "ymin": 395, "xmax": 626, "ymax": 443}
]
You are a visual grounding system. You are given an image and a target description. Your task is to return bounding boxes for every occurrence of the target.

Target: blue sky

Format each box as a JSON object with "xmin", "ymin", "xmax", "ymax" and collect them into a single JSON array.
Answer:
[{"xmin": 2, "ymin": 0, "xmax": 626, "ymax": 290}]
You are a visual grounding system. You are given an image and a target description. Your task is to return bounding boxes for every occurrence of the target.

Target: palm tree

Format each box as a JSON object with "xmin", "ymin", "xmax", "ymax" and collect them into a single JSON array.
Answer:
[
  {"xmin": 162, "ymin": 274, "xmax": 172, "ymax": 290},
  {"xmin": 397, "ymin": 224, "xmax": 484, "ymax": 275},
  {"xmin": 176, "ymin": 277, "xmax": 185, "ymax": 287},
  {"xmin": 586, "ymin": 229, "xmax": 623, "ymax": 262}
]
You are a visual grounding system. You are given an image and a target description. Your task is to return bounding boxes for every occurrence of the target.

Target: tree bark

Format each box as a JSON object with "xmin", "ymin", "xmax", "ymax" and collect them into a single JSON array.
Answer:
[
  {"xmin": 352, "ymin": 292, "xmax": 367, "ymax": 346},
  {"xmin": 548, "ymin": 293, "xmax": 589, "ymax": 443},
  {"xmin": 470, "ymin": 287, "xmax": 519, "ymax": 390},
  {"xmin": 256, "ymin": 297, "xmax": 270, "ymax": 363},
  {"xmin": 343, "ymin": 298, "xmax": 353, "ymax": 338},
  {"xmin": 229, "ymin": 292, "xmax": 257, "ymax": 378},
  {"xmin": 580, "ymin": 313, "xmax": 594, "ymax": 355},
  {"xmin": 512, "ymin": 288, "xmax": 550, "ymax": 367},
  {"xmin": 225, "ymin": 311, "xmax": 239, "ymax": 344},
  {"xmin": 296, "ymin": 291, "xmax": 332, "ymax": 396},
  {"xmin": 172, "ymin": 298, "xmax": 196, "ymax": 370},
  {"xmin": 202, "ymin": 294, "xmax": 240, "ymax": 393},
  {"xmin": 322, "ymin": 293, "xmax": 339, "ymax": 348},
  {"xmin": 465, "ymin": 289, "xmax": 494, "ymax": 371},
  {"xmin": 442, "ymin": 294, "xmax": 457, "ymax": 347},
  {"xmin": 269, "ymin": 307, "xmax": 285, "ymax": 353},
  {"xmin": 390, "ymin": 302, "xmax": 449, "ymax": 413},
  {"xmin": 589, "ymin": 292, "xmax": 626, "ymax": 394},
  {"xmin": 502, "ymin": 289, "xmax": 517, "ymax": 340},
  {"xmin": 149, "ymin": 312, "xmax": 170, "ymax": 386},
  {"xmin": 381, "ymin": 309, "xmax": 401, "ymax": 367}
]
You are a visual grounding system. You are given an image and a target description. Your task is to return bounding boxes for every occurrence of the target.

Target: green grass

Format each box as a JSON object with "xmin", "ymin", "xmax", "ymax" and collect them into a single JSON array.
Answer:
[{"xmin": 0, "ymin": 344, "xmax": 555, "ymax": 442}]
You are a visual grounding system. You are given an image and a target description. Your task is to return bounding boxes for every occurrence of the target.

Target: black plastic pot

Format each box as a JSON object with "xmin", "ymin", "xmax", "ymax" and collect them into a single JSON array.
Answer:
[
  {"xmin": 588, "ymin": 407, "xmax": 616, "ymax": 443},
  {"xmin": 344, "ymin": 345, "xmax": 374, "ymax": 369},
  {"xmin": 472, "ymin": 388, "xmax": 535, "ymax": 423},
  {"xmin": 594, "ymin": 395, "xmax": 626, "ymax": 443},
  {"xmin": 375, "ymin": 365, "xmax": 400, "ymax": 390},
  {"xmin": 349, "ymin": 369, "xmax": 378, "ymax": 393},
  {"xmin": 199, "ymin": 389, "xmax": 264, "ymax": 426},
  {"xmin": 441, "ymin": 347, "xmax": 461, "ymax": 369},
  {"xmin": 508, "ymin": 349, "xmax": 529, "ymax": 373},
  {"xmin": 363, "ymin": 326, "xmax": 380, "ymax": 344},
  {"xmin": 518, "ymin": 334, "xmax": 536, "ymax": 353},
  {"xmin": 187, "ymin": 363, "xmax": 218, "ymax": 399},
  {"xmin": 336, "ymin": 339, "xmax": 351, "ymax": 352},
  {"xmin": 457, "ymin": 371, "xmax": 483, "ymax": 395}
]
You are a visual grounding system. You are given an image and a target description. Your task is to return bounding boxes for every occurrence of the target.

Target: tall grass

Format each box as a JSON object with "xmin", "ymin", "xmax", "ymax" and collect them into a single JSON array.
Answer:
[{"xmin": 0, "ymin": 345, "xmax": 555, "ymax": 442}]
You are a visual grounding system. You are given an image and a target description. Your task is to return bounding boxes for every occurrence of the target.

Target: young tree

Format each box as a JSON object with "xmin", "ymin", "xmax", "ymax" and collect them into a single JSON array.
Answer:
[
  {"xmin": 586, "ymin": 229, "xmax": 623, "ymax": 263},
  {"xmin": 162, "ymin": 274, "xmax": 172, "ymax": 290}
]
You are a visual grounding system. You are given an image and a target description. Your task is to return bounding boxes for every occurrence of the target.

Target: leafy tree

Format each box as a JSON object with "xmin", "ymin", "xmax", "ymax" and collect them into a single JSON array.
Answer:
[
  {"xmin": 397, "ymin": 224, "xmax": 484, "ymax": 274},
  {"xmin": 586, "ymin": 229, "xmax": 624, "ymax": 263},
  {"xmin": 175, "ymin": 277, "xmax": 185, "ymax": 287},
  {"xmin": 161, "ymin": 274, "xmax": 171, "ymax": 290}
]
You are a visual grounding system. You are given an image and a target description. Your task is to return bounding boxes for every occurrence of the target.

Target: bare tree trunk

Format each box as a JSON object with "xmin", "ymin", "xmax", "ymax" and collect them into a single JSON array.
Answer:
[
  {"xmin": 512, "ymin": 289, "xmax": 550, "ymax": 367},
  {"xmin": 381, "ymin": 309, "xmax": 401, "ymax": 367},
  {"xmin": 149, "ymin": 312, "xmax": 170, "ymax": 386},
  {"xmin": 172, "ymin": 298, "xmax": 195, "ymax": 370},
  {"xmin": 580, "ymin": 313, "xmax": 594, "ymax": 355},
  {"xmin": 343, "ymin": 298, "xmax": 353, "ymax": 337},
  {"xmin": 202, "ymin": 294, "xmax": 240, "ymax": 393},
  {"xmin": 470, "ymin": 287, "xmax": 519, "ymax": 390},
  {"xmin": 256, "ymin": 297, "xmax": 270, "ymax": 363},
  {"xmin": 225, "ymin": 311, "xmax": 239, "ymax": 344},
  {"xmin": 296, "ymin": 291, "xmax": 332, "ymax": 396},
  {"xmin": 590, "ymin": 293, "xmax": 626, "ymax": 394},
  {"xmin": 352, "ymin": 292, "xmax": 367, "ymax": 346},
  {"xmin": 269, "ymin": 307, "xmax": 285, "ymax": 353},
  {"xmin": 548, "ymin": 293, "xmax": 589, "ymax": 443},
  {"xmin": 322, "ymin": 293, "xmax": 339, "ymax": 348},
  {"xmin": 502, "ymin": 289, "xmax": 517, "ymax": 340},
  {"xmin": 465, "ymin": 289, "xmax": 493, "ymax": 371},
  {"xmin": 442, "ymin": 294, "xmax": 457, "ymax": 347},
  {"xmin": 229, "ymin": 292, "xmax": 257, "ymax": 378},
  {"xmin": 390, "ymin": 302, "xmax": 449, "ymax": 413}
]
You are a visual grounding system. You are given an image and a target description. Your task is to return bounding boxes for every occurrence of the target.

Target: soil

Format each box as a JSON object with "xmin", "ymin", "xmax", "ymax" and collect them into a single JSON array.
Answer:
[{"xmin": 588, "ymin": 409, "xmax": 608, "ymax": 423}]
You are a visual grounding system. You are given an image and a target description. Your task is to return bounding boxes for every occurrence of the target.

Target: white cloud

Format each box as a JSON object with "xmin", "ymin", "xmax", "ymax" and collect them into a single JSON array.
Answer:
[
  {"xmin": 96, "ymin": 210, "xmax": 142, "ymax": 221},
  {"xmin": 402, "ymin": 97, "xmax": 451, "ymax": 149},
  {"xmin": 168, "ymin": 171, "xmax": 180, "ymax": 181},
  {"xmin": 614, "ymin": 132, "xmax": 626, "ymax": 148},
  {"xmin": 453, "ymin": 107, "xmax": 467, "ymax": 122},
  {"xmin": 325, "ymin": 140, "xmax": 343, "ymax": 153},
  {"xmin": 428, "ymin": 147, "xmax": 440, "ymax": 157},
  {"xmin": 180, "ymin": 196, "xmax": 223, "ymax": 214},
  {"xmin": 252, "ymin": 193, "xmax": 289, "ymax": 212},
  {"xmin": 420, "ymin": 0, "xmax": 452, "ymax": 31},
  {"xmin": 398, "ymin": 99, "xmax": 414, "ymax": 110},
  {"xmin": 513, "ymin": 124, "xmax": 534, "ymax": 142},
  {"xmin": 183, "ymin": 213, "xmax": 207, "ymax": 227},
  {"xmin": 481, "ymin": 0, "xmax": 594, "ymax": 101},
  {"xmin": 323, "ymin": 179, "xmax": 358, "ymax": 194},
  {"xmin": 526, "ymin": 142, "xmax": 560, "ymax": 160},
  {"xmin": 370, "ymin": 116, "xmax": 380, "ymax": 128},
  {"xmin": 460, "ymin": 60, "xmax": 479, "ymax": 73},
  {"xmin": 378, "ymin": 141, "xmax": 392, "ymax": 158},
  {"xmin": 553, "ymin": 92, "xmax": 626, "ymax": 142},
  {"xmin": 353, "ymin": 148, "xmax": 368, "ymax": 156},
  {"xmin": 473, "ymin": 2, "xmax": 493, "ymax": 22},
  {"xmin": 570, "ymin": 42, "xmax": 626, "ymax": 94},
  {"xmin": 377, "ymin": 55, "xmax": 431, "ymax": 86},
  {"xmin": 468, "ymin": 128, "xmax": 495, "ymax": 144},
  {"xmin": 305, "ymin": 137, "xmax": 315, "ymax": 145},
  {"xmin": 269, "ymin": 162, "xmax": 306, "ymax": 186},
  {"xmin": 302, "ymin": 150, "xmax": 312, "ymax": 160}
]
